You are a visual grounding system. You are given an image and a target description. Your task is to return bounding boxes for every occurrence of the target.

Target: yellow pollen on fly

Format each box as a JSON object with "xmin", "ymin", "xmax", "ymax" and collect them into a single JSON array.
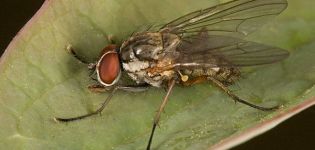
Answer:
[{"xmin": 178, "ymin": 71, "xmax": 189, "ymax": 82}]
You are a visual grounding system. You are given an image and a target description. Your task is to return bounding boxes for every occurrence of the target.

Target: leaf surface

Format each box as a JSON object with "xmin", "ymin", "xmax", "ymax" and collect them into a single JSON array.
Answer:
[{"xmin": 0, "ymin": 0, "xmax": 314, "ymax": 149}]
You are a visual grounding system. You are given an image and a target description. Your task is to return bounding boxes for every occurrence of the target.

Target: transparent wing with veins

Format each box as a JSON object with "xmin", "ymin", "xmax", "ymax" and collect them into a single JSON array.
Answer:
[
  {"xmin": 175, "ymin": 34, "xmax": 289, "ymax": 68},
  {"xmin": 160, "ymin": 0, "xmax": 288, "ymax": 38}
]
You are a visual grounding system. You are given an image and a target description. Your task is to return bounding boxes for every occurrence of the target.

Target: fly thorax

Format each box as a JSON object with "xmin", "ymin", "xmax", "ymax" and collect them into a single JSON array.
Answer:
[
  {"xmin": 162, "ymin": 33, "xmax": 181, "ymax": 52},
  {"xmin": 120, "ymin": 32, "xmax": 180, "ymax": 87},
  {"xmin": 120, "ymin": 32, "xmax": 164, "ymax": 62}
]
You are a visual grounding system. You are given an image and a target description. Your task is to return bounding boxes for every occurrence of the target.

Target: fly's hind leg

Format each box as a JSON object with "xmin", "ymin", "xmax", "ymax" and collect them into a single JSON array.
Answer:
[{"xmin": 207, "ymin": 76, "xmax": 279, "ymax": 111}]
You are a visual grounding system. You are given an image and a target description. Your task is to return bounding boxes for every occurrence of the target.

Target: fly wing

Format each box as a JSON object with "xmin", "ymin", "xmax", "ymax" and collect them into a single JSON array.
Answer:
[
  {"xmin": 175, "ymin": 34, "xmax": 289, "ymax": 68},
  {"xmin": 160, "ymin": 0, "xmax": 287, "ymax": 38}
]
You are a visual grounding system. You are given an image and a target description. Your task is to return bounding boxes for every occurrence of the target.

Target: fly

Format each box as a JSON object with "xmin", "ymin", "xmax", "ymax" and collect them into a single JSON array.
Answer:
[{"xmin": 54, "ymin": 0, "xmax": 289, "ymax": 149}]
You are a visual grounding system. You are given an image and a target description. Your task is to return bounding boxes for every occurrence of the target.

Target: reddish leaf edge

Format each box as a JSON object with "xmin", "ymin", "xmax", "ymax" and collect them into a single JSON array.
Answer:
[
  {"xmin": 0, "ymin": 0, "xmax": 52, "ymax": 69},
  {"xmin": 210, "ymin": 96, "xmax": 315, "ymax": 150}
]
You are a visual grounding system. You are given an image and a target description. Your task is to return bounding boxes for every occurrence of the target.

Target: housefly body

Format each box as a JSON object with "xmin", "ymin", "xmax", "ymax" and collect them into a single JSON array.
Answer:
[{"xmin": 54, "ymin": 0, "xmax": 289, "ymax": 149}]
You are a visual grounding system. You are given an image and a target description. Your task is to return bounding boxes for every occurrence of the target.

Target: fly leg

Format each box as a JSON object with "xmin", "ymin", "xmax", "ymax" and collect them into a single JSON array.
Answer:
[
  {"xmin": 207, "ymin": 76, "xmax": 279, "ymax": 111},
  {"xmin": 88, "ymin": 84, "xmax": 110, "ymax": 93},
  {"xmin": 66, "ymin": 44, "xmax": 96, "ymax": 77},
  {"xmin": 88, "ymin": 83, "xmax": 150, "ymax": 93},
  {"xmin": 147, "ymin": 79, "xmax": 176, "ymax": 150},
  {"xmin": 66, "ymin": 44, "xmax": 92, "ymax": 65},
  {"xmin": 118, "ymin": 84, "xmax": 151, "ymax": 92},
  {"xmin": 54, "ymin": 84, "xmax": 151, "ymax": 122},
  {"xmin": 54, "ymin": 87, "xmax": 118, "ymax": 122}
]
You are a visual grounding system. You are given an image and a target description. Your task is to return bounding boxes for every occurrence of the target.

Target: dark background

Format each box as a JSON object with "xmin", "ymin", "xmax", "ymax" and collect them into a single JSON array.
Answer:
[{"xmin": 1, "ymin": 1, "xmax": 315, "ymax": 149}]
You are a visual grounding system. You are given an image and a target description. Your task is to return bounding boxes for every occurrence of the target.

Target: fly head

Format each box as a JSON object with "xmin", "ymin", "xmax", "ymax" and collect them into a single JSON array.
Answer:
[{"xmin": 96, "ymin": 45, "xmax": 121, "ymax": 86}]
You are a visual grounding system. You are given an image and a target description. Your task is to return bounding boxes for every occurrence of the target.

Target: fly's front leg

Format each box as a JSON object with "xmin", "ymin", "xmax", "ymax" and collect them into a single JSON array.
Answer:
[
  {"xmin": 66, "ymin": 44, "xmax": 97, "ymax": 81},
  {"xmin": 54, "ymin": 84, "xmax": 151, "ymax": 122},
  {"xmin": 54, "ymin": 87, "xmax": 118, "ymax": 122},
  {"xmin": 66, "ymin": 44, "xmax": 89, "ymax": 64},
  {"xmin": 147, "ymin": 79, "xmax": 176, "ymax": 150},
  {"xmin": 207, "ymin": 76, "xmax": 279, "ymax": 111},
  {"xmin": 66, "ymin": 44, "xmax": 96, "ymax": 68}
]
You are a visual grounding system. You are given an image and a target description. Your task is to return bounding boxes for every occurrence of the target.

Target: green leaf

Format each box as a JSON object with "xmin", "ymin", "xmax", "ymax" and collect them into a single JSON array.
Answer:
[{"xmin": 0, "ymin": 0, "xmax": 314, "ymax": 149}]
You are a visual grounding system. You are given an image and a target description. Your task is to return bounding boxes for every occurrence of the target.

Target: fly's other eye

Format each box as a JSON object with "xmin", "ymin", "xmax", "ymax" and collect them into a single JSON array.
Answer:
[
  {"xmin": 97, "ymin": 51, "xmax": 121, "ymax": 86},
  {"xmin": 99, "ymin": 44, "xmax": 117, "ymax": 57}
]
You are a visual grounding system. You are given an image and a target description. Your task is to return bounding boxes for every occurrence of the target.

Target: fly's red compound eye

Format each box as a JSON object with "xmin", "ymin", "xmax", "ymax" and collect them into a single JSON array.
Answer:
[{"xmin": 96, "ymin": 50, "xmax": 121, "ymax": 86}]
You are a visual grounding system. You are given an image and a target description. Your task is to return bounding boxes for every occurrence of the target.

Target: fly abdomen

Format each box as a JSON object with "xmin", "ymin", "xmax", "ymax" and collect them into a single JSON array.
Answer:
[
  {"xmin": 182, "ymin": 67, "xmax": 240, "ymax": 86},
  {"xmin": 213, "ymin": 67, "xmax": 241, "ymax": 85}
]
